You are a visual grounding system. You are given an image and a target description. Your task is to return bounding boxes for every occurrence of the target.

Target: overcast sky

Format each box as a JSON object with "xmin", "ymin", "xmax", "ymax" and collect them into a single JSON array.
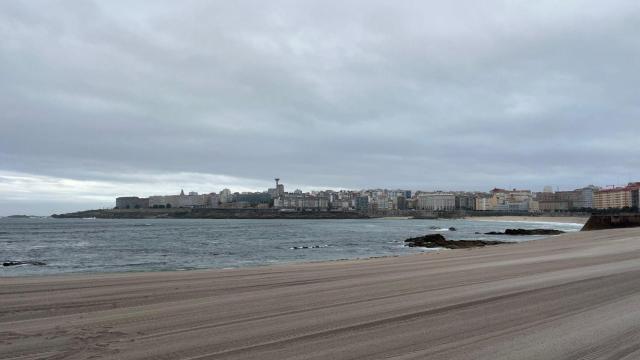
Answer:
[{"xmin": 1, "ymin": 1, "xmax": 639, "ymax": 215}]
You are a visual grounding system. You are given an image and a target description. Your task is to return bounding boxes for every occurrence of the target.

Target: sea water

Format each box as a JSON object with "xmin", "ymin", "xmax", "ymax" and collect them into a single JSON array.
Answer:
[{"xmin": 0, "ymin": 217, "xmax": 583, "ymax": 276}]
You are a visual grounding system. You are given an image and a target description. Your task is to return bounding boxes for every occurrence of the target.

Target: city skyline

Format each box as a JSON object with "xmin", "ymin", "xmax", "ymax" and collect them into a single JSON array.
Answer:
[
  {"xmin": 2, "ymin": 1, "xmax": 640, "ymax": 215},
  {"xmin": 111, "ymin": 178, "xmax": 639, "ymax": 213},
  {"xmin": 2, "ymin": 170, "xmax": 639, "ymax": 216},
  {"xmin": 4, "ymin": 173, "xmax": 638, "ymax": 216}
]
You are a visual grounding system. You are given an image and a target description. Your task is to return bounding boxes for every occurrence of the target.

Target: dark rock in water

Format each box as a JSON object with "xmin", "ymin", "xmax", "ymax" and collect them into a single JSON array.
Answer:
[
  {"xmin": 485, "ymin": 228, "xmax": 565, "ymax": 236},
  {"xmin": 429, "ymin": 226, "xmax": 440, "ymax": 230},
  {"xmin": 449, "ymin": 227, "xmax": 457, "ymax": 231},
  {"xmin": 475, "ymin": 232, "xmax": 481, "ymax": 234},
  {"xmin": 404, "ymin": 234, "xmax": 506, "ymax": 249},
  {"xmin": 291, "ymin": 245, "xmax": 323, "ymax": 250},
  {"xmin": 3, "ymin": 260, "xmax": 46, "ymax": 267}
]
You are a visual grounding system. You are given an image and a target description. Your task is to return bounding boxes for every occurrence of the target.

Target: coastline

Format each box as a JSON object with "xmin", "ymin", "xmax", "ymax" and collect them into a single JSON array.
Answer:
[
  {"xmin": 4, "ymin": 228, "xmax": 640, "ymax": 359},
  {"xmin": 50, "ymin": 208, "xmax": 372, "ymax": 219}
]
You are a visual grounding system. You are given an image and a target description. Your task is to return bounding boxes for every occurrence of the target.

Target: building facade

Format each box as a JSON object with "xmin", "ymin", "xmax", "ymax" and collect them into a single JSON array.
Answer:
[
  {"xmin": 475, "ymin": 196, "xmax": 491, "ymax": 211},
  {"xmin": 115, "ymin": 196, "xmax": 149, "ymax": 209},
  {"xmin": 594, "ymin": 183, "xmax": 640, "ymax": 209},
  {"xmin": 489, "ymin": 188, "xmax": 536, "ymax": 212},
  {"xmin": 454, "ymin": 193, "xmax": 476, "ymax": 210},
  {"xmin": 417, "ymin": 193, "xmax": 456, "ymax": 211},
  {"xmin": 149, "ymin": 190, "xmax": 209, "ymax": 208},
  {"xmin": 273, "ymin": 193, "xmax": 329, "ymax": 210}
]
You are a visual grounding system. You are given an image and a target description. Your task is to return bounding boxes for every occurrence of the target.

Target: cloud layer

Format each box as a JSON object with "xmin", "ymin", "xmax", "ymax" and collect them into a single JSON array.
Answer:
[{"xmin": 1, "ymin": 1, "xmax": 640, "ymax": 214}]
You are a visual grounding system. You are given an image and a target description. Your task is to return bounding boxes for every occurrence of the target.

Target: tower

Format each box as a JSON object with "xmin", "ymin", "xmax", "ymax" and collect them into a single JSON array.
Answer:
[{"xmin": 274, "ymin": 178, "xmax": 284, "ymax": 197}]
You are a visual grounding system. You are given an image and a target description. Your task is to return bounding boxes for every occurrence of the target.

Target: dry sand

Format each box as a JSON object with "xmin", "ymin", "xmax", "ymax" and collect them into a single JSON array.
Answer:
[
  {"xmin": 468, "ymin": 215, "xmax": 589, "ymax": 224},
  {"xmin": 3, "ymin": 228, "xmax": 640, "ymax": 359}
]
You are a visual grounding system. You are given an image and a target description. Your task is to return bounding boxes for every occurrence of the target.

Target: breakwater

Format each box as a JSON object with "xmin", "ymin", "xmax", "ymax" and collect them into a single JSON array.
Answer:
[{"xmin": 581, "ymin": 213, "xmax": 640, "ymax": 231}]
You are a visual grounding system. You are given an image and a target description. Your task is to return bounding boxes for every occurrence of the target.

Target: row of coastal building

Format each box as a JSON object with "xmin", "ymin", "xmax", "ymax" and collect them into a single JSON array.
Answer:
[{"xmin": 115, "ymin": 180, "xmax": 640, "ymax": 213}]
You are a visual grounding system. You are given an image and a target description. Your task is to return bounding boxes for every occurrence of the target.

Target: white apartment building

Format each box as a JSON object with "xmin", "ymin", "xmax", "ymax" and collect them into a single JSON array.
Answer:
[
  {"xmin": 149, "ymin": 190, "xmax": 208, "ymax": 208},
  {"xmin": 417, "ymin": 193, "xmax": 456, "ymax": 211},
  {"xmin": 475, "ymin": 197, "xmax": 492, "ymax": 211},
  {"xmin": 219, "ymin": 189, "xmax": 232, "ymax": 203}
]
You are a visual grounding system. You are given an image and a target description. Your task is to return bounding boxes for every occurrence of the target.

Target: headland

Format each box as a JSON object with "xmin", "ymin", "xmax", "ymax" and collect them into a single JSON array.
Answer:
[{"xmin": 51, "ymin": 208, "xmax": 371, "ymax": 219}]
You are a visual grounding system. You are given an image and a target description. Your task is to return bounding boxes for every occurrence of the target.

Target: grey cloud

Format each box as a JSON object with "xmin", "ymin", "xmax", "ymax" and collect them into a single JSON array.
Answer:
[{"xmin": 1, "ymin": 0, "xmax": 640, "ymax": 214}]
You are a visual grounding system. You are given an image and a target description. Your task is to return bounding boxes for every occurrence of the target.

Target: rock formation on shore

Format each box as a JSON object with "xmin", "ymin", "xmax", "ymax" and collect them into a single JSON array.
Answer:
[
  {"xmin": 404, "ymin": 234, "xmax": 506, "ymax": 249},
  {"xmin": 485, "ymin": 229, "xmax": 565, "ymax": 235}
]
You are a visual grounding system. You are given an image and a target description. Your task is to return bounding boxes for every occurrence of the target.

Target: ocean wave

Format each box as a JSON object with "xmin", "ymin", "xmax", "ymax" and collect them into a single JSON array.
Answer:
[{"xmin": 474, "ymin": 219, "xmax": 584, "ymax": 227}]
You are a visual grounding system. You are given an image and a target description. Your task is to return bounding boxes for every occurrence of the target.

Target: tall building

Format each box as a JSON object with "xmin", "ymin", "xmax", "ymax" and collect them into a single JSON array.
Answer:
[
  {"xmin": 115, "ymin": 196, "xmax": 149, "ymax": 209},
  {"xmin": 149, "ymin": 190, "xmax": 208, "ymax": 208},
  {"xmin": 454, "ymin": 193, "xmax": 476, "ymax": 210},
  {"xmin": 208, "ymin": 193, "xmax": 220, "ymax": 208},
  {"xmin": 536, "ymin": 185, "xmax": 599, "ymax": 211},
  {"xmin": 356, "ymin": 196, "xmax": 369, "ymax": 211},
  {"xmin": 396, "ymin": 196, "xmax": 407, "ymax": 210},
  {"xmin": 417, "ymin": 193, "xmax": 456, "ymax": 211},
  {"xmin": 475, "ymin": 196, "xmax": 492, "ymax": 211},
  {"xmin": 219, "ymin": 188, "xmax": 232, "ymax": 203},
  {"xmin": 577, "ymin": 186, "xmax": 598, "ymax": 209},
  {"xmin": 234, "ymin": 192, "xmax": 272, "ymax": 206},
  {"xmin": 488, "ymin": 188, "xmax": 535, "ymax": 212},
  {"xmin": 273, "ymin": 193, "xmax": 329, "ymax": 210},
  {"xmin": 594, "ymin": 183, "xmax": 640, "ymax": 210}
]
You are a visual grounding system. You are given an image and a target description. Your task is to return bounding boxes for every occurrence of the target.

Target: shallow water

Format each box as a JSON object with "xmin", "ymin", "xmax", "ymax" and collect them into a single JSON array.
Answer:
[{"xmin": 0, "ymin": 217, "xmax": 582, "ymax": 276}]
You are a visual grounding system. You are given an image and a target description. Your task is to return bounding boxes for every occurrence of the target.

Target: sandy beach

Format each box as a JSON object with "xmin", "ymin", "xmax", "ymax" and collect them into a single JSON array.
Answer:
[
  {"xmin": 3, "ymin": 227, "xmax": 640, "ymax": 359},
  {"xmin": 468, "ymin": 215, "xmax": 589, "ymax": 224}
]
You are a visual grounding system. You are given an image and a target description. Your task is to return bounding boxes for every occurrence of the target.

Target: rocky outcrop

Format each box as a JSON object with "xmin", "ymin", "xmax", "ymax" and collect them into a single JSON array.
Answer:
[
  {"xmin": 404, "ymin": 234, "xmax": 506, "ymax": 249},
  {"xmin": 485, "ymin": 229, "xmax": 565, "ymax": 235},
  {"xmin": 3, "ymin": 260, "xmax": 46, "ymax": 267},
  {"xmin": 581, "ymin": 214, "xmax": 640, "ymax": 231}
]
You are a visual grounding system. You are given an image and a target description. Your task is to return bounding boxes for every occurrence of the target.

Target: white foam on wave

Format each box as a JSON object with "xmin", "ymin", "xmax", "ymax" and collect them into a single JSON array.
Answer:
[
  {"xmin": 290, "ymin": 244, "xmax": 329, "ymax": 250},
  {"xmin": 471, "ymin": 219, "xmax": 584, "ymax": 227},
  {"xmin": 417, "ymin": 247, "xmax": 446, "ymax": 251}
]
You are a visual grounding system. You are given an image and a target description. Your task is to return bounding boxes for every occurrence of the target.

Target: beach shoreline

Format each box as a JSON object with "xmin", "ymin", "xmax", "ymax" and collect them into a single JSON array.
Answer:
[
  {"xmin": 467, "ymin": 215, "xmax": 589, "ymax": 224},
  {"xmin": 3, "ymin": 228, "xmax": 640, "ymax": 359}
]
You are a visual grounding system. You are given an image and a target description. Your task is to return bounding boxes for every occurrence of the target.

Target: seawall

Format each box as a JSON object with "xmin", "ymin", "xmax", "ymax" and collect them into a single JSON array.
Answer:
[{"xmin": 581, "ymin": 213, "xmax": 640, "ymax": 231}]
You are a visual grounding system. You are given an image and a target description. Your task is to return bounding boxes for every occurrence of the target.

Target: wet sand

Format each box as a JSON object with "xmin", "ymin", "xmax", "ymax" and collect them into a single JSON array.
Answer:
[
  {"xmin": 468, "ymin": 215, "xmax": 588, "ymax": 224},
  {"xmin": 3, "ymin": 228, "xmax": 640, "ymax": 359}
]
